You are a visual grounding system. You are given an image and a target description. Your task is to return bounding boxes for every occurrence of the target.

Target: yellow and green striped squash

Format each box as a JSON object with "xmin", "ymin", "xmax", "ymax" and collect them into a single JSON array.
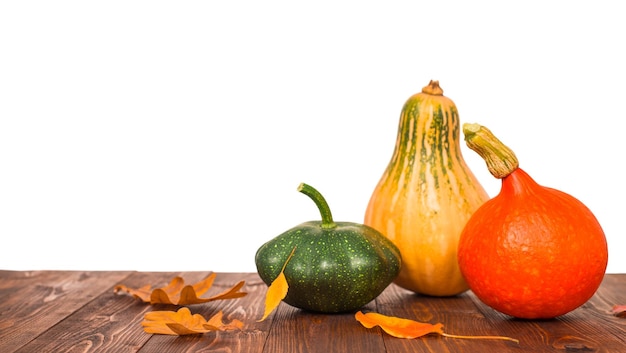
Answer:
[{"xmin": 364, "ymin": 80, "xmax": 489, "ymax": 296}]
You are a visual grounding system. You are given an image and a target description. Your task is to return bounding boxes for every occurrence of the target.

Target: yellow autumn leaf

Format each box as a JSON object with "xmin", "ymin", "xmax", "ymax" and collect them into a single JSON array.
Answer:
[
  {"xmin": 114, "ymin": 273, "xmax": 247, "ymax": 305},
  {"xmin": 258, "ymin": 246, "xmax": 297, "ymax": 322},
  {"xmin": 355, "ymin": 311, "xmax": 519, "ymax": 343},
  {"xmin": 259, "ymin": 271, "xmax": 289, "ymax": 322},
  {"xmin": 142, "ymin": 307, "xmax": 244, "ymax": 335}
]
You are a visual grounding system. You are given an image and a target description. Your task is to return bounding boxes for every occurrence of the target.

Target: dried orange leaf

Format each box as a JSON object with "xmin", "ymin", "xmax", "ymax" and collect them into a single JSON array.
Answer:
[
  {"xmin": 166, "ymin": 323, "xmax": 205, "ymax": 335},
  {"xmin": 192, "ymin": 272, "xmax": 217, "ymax": 295},
  {"xmin": 356, "ymin": 311, "xmax": 443, "ymax": 338},
  {"xmin": 205, "ymin": 310, "xmax": 244, "ymax": 331},
  {"xmin": 142, "ymin": 307, "xmax": 243, "ymax": 335},
  {"xmin": 201, "ymin": 280, "xmax": 248, "ymax": 301},
  {"xmin": 150, "ymin": 276, "xmax": 186, "ymax": 304},
  {"xmin": 114, "ymin": 273, "xmax": 247, "ymax": 305},
  {"xmin": 355, "ymin": 311, "xmax": 519, "ymax": 343},
  {"xmin": 113, "ymin": 283, "xmax": 152, "ymax": 302},
  {"xmin": 258, "ymin": 246, "xmax": 297, "ymax": 322},
  {"xmin": 143, "ymin": 307, "xmax": 208, "ymax": 335}
]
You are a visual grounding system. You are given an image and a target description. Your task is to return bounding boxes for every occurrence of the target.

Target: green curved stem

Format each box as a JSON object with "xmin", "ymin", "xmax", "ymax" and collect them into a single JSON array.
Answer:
[{"xmin": 297, "ymin": 183, "xmax": 337, "ymax": 229}]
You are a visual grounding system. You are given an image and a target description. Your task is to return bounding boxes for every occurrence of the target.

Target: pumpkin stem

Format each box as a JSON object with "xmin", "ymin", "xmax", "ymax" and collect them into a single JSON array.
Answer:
[
  {"xmin": 462, "ymin": 123, "xmax": 519, "ymax": 179},
  {"xmin": 421, "ymin": 80, "xmax": 444, "ymax": 96},
  {"xmin": 297, "ymin": 183, "xmax": 337, "ymax": 229}
]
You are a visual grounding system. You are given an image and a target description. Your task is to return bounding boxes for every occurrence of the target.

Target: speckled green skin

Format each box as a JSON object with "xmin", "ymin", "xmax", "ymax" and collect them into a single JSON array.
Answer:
[{"xmin": 255, "ymin": 221, "xmax": 401, "ymax": 313}]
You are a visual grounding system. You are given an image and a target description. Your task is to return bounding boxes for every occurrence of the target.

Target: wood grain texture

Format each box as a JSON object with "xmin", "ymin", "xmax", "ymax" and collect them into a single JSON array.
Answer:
[
  {"xmin": 0, "ymin": 271, "xmax": 625, "ymax": 353},
  {"xmin": 0, "ymin": 270, "xmax": 133, "ymax": 352}
]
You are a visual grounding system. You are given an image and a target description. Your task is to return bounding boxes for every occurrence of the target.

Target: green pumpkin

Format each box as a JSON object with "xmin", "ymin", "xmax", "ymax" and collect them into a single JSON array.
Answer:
[{"xmin": 255, "ymin": 183, "xmax": 401, "ymax": 313}]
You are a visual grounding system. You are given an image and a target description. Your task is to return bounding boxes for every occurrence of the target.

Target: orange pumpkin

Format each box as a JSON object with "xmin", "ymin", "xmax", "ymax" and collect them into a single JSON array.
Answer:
[
  {"xmin": 364, "ymin": 81, "xmax": 489, "ymax": 296},
  {"xmin": 458, "ymin": 123, "xmax": 608, "ymax": 319}
]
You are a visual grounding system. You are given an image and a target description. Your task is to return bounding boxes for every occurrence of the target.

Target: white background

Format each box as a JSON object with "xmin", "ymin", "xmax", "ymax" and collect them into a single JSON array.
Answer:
[{"xmin": 1, "ymin": 1, "xmax": 624, "ymax": 273}]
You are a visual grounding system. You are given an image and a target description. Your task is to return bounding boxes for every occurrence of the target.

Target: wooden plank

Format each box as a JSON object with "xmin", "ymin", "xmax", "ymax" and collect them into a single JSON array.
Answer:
[
  {"xmin": 137, "ymin": 272, "xmax": 272, "ymax": 353},
  {"xmin": 1, "ymin": 271, "xmax": 624, "ymax": 353},
  {"xmin": 468, "ymin": 274, "xmax": 626, "ymax": 353},
  {"xmin": 0, "ymin": 270, "xmax": 78, "ymax": 345},
  {"xmin": 593, "ymin": 274, "xmax": 626, "ymax": 312},
  {"xmin": 371, "ymin": 283, "xmax": 520, "ymax": 353},
  {"xmin": 261, "ymin": 295, "xmax": 384, "ymax": 352},
  {"xmin": 0, "ymin": 270, "xmax": 133, "ymax": 353},
  {"xmin": 576, "ymin": 275, "xmax": 626, "ymax": 349},
  {"xmin": 10, "ymin": 271, "xmax": 181, "ymax": 353}
]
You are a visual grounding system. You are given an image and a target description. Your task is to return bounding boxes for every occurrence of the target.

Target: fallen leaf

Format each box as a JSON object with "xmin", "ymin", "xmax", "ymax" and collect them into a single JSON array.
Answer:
[
  {"xmin": 258, "ymin": 246, "xmax": 297, "ymax": 322},
  {"xmin": 166, "ymin": 323, "xmax": 205, "ymax": 335},
  {"xmin": 205, "ymin": 310, "xmax": 244, "ymax": 331},
  {"xmin": 142, "ymin": 307, "xmax": 244, "ymax": 335},
  {"xmin": 355, "ymin": 311, "xmax": 443, "ymax": 339},
  {"xmin": 612, "ymin": 305, "xmax": 626, "ymax": 317},
  {"xmin": 355, "ymin": 311, "xmax": 519, "ymax": 343},
  {"xmin": 114, "ymin": 273, "xmax": 247, "ymax": 305}
]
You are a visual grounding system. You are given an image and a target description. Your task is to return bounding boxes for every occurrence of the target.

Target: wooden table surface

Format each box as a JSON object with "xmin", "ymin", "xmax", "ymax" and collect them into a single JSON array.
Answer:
[{"xmin": 1, "ymin": 270, "xmax": 625, "ymax": 353}]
